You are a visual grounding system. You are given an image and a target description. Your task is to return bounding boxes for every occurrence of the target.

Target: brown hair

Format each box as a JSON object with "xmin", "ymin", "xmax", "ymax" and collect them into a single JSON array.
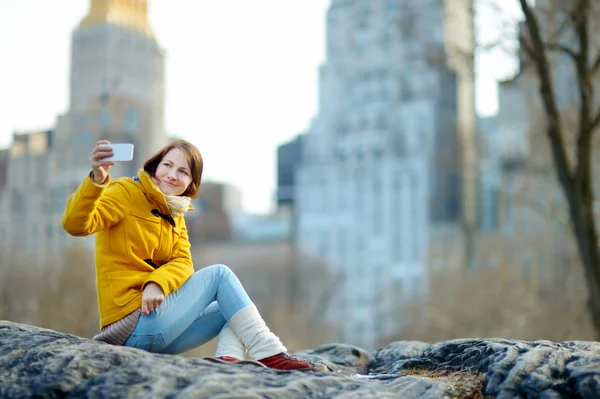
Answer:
[{"xmin": 143, "ymin": 140, "xmax": 203, "ymax": 199}]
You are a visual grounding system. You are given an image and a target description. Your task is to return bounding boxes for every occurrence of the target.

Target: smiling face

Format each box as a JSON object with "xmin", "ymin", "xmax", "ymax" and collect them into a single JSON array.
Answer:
[{"xmin": 153, "ymin": 148, "xmax": 193, "ymax": 196}]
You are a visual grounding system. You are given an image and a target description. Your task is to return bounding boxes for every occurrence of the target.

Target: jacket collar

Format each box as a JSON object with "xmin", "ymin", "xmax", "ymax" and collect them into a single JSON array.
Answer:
[
  {"xmin": 136, "ymin": 169, "xmax": 195, "ymax": 214},
  {"xmin": 137, "ymin": 169, "xmax": 170, "ymax": 215}
]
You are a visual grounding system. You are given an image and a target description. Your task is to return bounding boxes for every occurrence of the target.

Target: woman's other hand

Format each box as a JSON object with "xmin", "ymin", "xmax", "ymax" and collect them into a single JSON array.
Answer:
[
  {"xmin": 89, "ymin": 140, "xmax": 115, "ymax": 184},
  {"xmin": 141, "ymin": 282, "xmax": 165, "ymax": 314}
]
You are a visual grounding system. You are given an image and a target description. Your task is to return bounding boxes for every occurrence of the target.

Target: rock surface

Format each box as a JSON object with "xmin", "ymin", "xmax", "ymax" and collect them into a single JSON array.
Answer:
[{"xmin": 2, "ymin": 321, "xmax": 600, "ymax": 398}]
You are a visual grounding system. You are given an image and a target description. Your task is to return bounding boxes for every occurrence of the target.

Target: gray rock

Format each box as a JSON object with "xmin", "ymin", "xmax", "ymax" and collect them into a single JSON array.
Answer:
[
  {"xmin": 371, "ymin": 338, "xmax": 600, "ymax": 398},
  {"xmin": 2, "ymin": 321, "xmax": 600, "ymax": 398}
]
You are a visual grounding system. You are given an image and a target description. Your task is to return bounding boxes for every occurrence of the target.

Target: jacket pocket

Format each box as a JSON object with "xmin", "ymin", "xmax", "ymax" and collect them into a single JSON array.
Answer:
[
  {"xmin": 130, "ymin": 211, "xmax": 160, "ymax": 224},
  {"xmin": 108, "ymin": 270, "xmax": 148, "ymax": 306},
  {"xmin": 126, "ymin": 212, "xmax": 161, "ymax": 257}
]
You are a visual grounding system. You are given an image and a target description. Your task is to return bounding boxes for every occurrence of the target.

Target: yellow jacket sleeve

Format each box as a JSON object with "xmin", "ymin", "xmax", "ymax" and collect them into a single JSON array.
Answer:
[
  {"xmin": 142, "ymin": 218, "xmax": 194, "ymax": 296},
  {"xmin": 62, "ymin": 173, "xmax": 131, "ymax": 236}
]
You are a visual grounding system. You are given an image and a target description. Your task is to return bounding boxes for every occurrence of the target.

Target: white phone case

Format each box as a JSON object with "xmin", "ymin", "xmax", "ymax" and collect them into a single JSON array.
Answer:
[{"xmin": 101, "ymin": 143, "xmax": 134, "ymax": 162}]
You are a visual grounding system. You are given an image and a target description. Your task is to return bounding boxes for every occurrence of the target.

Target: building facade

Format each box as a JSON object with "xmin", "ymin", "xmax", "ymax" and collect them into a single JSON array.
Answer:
[
  {"xmin": 276, "ymin": 134, "xmax": 305, "ymax": 210},
  {"xmin": 295, "ymin": 0, "xmax": 476, "ymax": 349},
  {"xmin": 186, "ymin": 181, "xmax": 242, "ymax": 242},
  {"xmin": 0, "ymin": 0, "xmax": 166, "ymax": 260}
]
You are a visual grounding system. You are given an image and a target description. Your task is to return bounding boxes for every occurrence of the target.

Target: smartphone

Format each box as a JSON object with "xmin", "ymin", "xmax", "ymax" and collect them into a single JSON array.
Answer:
[{"xmin": 100, "ymin": 143, "xmax": 134, "ymax": 162}]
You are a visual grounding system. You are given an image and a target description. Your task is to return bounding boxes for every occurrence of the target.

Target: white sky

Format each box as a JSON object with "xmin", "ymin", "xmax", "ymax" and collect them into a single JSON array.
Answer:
[{"xmin": 0, "ymin": 0, "xmax": 518, "ymax": 214}]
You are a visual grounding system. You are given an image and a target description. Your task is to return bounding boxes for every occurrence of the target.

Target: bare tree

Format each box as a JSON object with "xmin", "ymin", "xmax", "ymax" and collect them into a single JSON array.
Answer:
[{"xmin": 515, "ymin": 0, "xmax": 600, "ymax": 337}]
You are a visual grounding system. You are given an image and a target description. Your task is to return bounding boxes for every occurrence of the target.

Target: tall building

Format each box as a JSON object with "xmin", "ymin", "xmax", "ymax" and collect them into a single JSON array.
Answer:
[
  {"xmin": 0, "ymin": 149, "xmax": 8, "ymax": 187},
  {"xmin": 477, "ymin": 116, "xmax": 500, "ymax": 232},
  {"xmin": 59, "ymin": 0, "xmax": 166, "ymax": 177},
  {"xmin": 295, "ymin": 0, "xmax": 476, "ymax": 349},
  {"xmin": 276, "ymin": 134, "xmax": 305, "ymax": 210},
  {"xmin": 0, "ymin": 0, "xmax": 166, "ymax": 258},
  {"xmin": 477, "ymin": 74, "xmax": 529, "ymax": 232}
]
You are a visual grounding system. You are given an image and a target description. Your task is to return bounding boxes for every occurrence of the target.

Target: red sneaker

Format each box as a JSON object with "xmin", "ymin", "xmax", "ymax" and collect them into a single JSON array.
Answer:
[
  {"xmin": 258, "ymin": 352, "xmax": 328, "ymax": 372},
  {"xmin": 204, "ymin": 356, "xmax": 267, "ymax": 368}
]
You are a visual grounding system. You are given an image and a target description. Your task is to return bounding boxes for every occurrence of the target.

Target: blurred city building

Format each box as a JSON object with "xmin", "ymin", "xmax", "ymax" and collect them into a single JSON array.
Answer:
[
  {"xmin": 0, "ymin": 149, "xmax": 8, "ymax": 187},
  {"xmin": 0, "ymin": 0, "xmax": 167, "ymax": 259},
  {"xmin": 477, "ymin": 115, "xmax": 501, "ymax": 232},
  {"xmin": 182, "ymin": 177, "xmax": 293, "ymax": 245},
  {"xmin": 292, "ymin": 0, "xmax": 477, "ymax": 349},
  {"xmin": 228, "ymin": 212, "xmax": 292, "ymax": 243},
  {"xmin": 477, "ymin": 73, "xmax": 530, "ymax": 232},
  {"xmin": 276, "ymin": 134, "xmax": 305, "ymax": 212},
  {"xmin": 185, "ymin": 181, "xmax": 242, "ymax": 242}
]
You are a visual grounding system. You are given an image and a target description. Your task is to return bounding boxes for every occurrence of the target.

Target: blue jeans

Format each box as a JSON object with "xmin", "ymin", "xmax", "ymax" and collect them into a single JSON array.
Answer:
[{"xmin": 123, "ymin": 264, "xmax": 252, "ymax": 354}]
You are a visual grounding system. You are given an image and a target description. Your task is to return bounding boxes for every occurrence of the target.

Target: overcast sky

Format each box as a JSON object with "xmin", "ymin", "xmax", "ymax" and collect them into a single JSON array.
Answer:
[{"xmin": 0, "ymin": 0, "xmax": 519, "ymax": 213}]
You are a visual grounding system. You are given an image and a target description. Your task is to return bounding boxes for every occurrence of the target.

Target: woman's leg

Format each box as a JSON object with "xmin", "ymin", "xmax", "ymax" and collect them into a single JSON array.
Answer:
[
  {"xmin": 158, "ymin": 302, "xmax": 249, "ymax": 360},
  {"xmin": 124, "ymin": 264, "xmax": 252, "ymax": 353},
  {"xmin": 156, "ymin": 302, "xmax": 231, "ymax": 355},
  {"xmin": 123, "ymin": 264, "xmax": 282, "ymax": 353},
  {"xmin": 124, "ymin": 264, "xmax": 325, "ymax": 371}
]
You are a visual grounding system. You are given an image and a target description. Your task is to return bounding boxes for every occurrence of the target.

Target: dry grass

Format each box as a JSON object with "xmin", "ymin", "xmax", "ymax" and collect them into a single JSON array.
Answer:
[
  {"xmin": 388, "ymin": 257, "xmax": 595, "ymax": 344},
  {"xmin": 401, "ymin": 368, "xmax": 488, "ymax": 399},
  {"xmin": 0, "ymin": 245, "xmax": 99, "ymax": 338}
]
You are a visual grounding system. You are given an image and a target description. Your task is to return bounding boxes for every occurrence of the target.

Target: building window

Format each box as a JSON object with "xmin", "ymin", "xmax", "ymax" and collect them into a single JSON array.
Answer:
[
  {"xmin": 75, "ymin": 115, "xmax": 89, "ymax": 127},
  {"xmin": 385, "ymin": 0, "xmax": 400, "ymax": 12},
  {"xmin": 373, "ymin": 113, "xmax": 382, "ymax": 130},
  {"xmin": 99, "ymin": 109, "xmax": 110, "ymax": 132},
  {"xmin": 123, "ymin": 107, "xmax": 139, "ymax": 134},
  {"xmin": 356, "ymin": 179, "xmax": 364, "ymax": 215},
  {"xmin": 373, "ymin": 178, "xmax": 382, "ymax": 235},
  {"xmin": 339, "ymin": 228, "xmax": 346, "ymax": 265},
  {"xmin": 381, "ymin": 33, "xmax": 392, "ymax": 50},
  {"xmin": 393, "ymin": 175, "xmax": 402, "ymax": 262},
  {"xmin": 411, "ymin": 175, "xmax": 419, "ymax": 260},
  {"xmin": 46, "ymin": 219, "xmax": 53, "ymax": 239}
]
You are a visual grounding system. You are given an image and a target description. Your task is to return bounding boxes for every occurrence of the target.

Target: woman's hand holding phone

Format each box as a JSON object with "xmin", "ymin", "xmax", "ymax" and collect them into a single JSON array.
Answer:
[{"xmin": 89, "ymin": 140, "xmax": 115, "ymax": 185}]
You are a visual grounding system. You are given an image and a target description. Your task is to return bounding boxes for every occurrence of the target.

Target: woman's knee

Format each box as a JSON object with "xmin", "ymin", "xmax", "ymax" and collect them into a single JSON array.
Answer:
[
  {"xmin": 190, "ymin": 264, "xmax": 235, "ymax": 285},
  {"xmin": 208, "ymin": 263, "xmax": 233, "ymax": 277}
]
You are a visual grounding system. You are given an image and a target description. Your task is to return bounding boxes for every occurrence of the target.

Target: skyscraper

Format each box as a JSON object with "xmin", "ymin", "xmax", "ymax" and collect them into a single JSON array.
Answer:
[
  {"xmin": 276, "ymin": 135, "xmax": 305, "ymax": 209},
  {"xmin": 295, "ymin": 0, "xmax": 476, "ymax": 349},
  {"xmin": 0, "ymin": 0, "xmax": 166, "ymax": 257},
  {"xmin": 62, "ymin": 0, "xmax": 166, "ymax": 176}
]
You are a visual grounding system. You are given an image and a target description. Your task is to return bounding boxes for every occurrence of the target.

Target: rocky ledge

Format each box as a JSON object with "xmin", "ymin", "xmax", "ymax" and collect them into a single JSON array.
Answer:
[{"xmin": 1, "ymin": 321, "xmax": 600, "ymax": 398}]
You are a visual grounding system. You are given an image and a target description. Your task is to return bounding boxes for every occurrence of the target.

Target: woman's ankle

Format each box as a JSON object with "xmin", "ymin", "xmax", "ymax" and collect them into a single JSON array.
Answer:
[{"xmin": 229, "ymin": 304, "xmax": 287, "ymax": 360}]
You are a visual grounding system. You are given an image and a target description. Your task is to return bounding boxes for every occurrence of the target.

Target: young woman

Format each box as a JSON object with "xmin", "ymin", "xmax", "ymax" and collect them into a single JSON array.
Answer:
[{"xmin": 62, "ymin": 139, "xmax": 326, "ymax": 372}]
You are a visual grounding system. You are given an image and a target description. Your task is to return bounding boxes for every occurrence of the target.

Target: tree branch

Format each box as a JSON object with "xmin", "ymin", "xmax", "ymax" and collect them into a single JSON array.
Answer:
[
  {"xmin": 569, "ymin": 0, "xmax": 600, "ymax": 295},
  {"xmin": 519, "ymin": 33, "xmax": 539, "ymax": 64},
  {"xmin": 518, "ymin": 0, "xmax": 575, "ymax": 190},
  {"xmin": 573, "ymin": 0, "xmax": 593, "ymax": 189},
  {"xmin": 549, "ymin": 7, "xmax": 574, "ymax": 38},
  {"xmin": 545, "ymin": 6, "xmax": 578, "ymax": 56},
  {"xmin": 546, "ymin": 42, "xmax": 579, "ymax": 60},
  {"xmin": 592, "ymin": 109, "xmax": 600, "ymax": 131},
  {"xmin": 592, "ymin": 52, "xmax": 600, "ymax": 75}
]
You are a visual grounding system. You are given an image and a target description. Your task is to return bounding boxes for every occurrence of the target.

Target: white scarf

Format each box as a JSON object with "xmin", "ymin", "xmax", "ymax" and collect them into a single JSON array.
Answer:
[
  {"xmin": 164, "ymin": 195, "xmax": 192, "ymax": 217},
  {"xmin": 150, "ymin": 175, "xmax": 192, "ymax": 217}
]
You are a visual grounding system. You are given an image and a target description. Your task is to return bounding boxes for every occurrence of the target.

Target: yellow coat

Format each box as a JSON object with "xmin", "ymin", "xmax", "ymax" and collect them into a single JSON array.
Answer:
[{"xmin": 62, "ymin": 170, "xmax": 195, "ymax": 328}]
